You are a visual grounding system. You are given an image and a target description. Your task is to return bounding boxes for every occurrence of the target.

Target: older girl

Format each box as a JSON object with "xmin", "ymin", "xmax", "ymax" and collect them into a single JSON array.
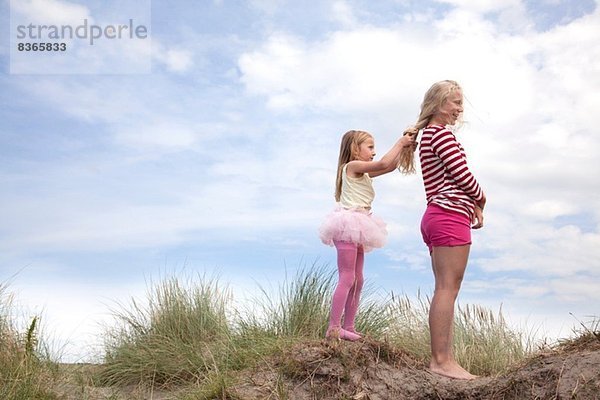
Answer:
[{"xmin": 399, "ymin": 80, "xmax": 486, "ymax": 379}]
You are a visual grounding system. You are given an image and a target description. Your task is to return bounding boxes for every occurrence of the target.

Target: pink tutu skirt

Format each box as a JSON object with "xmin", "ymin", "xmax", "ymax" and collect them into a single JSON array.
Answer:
[{"xmin": 319, "ymin": 207, "xmax": 387, "ymax": 252}]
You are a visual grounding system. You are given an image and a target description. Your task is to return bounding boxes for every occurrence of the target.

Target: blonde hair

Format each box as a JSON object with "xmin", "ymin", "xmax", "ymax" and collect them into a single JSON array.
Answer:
[
  {"xmin": 334, "ymin": 130, "xmax": 373, "ymax": 201},
  {"xmin": 397, "ymin": 80, "xmax": 462, "ymax": 174}
]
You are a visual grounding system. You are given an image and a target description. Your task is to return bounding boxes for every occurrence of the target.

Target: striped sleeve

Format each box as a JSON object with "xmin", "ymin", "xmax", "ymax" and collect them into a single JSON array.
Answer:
[{"xmin": 429, "ymin": 129, "xmax": 484, "ymax": 201}]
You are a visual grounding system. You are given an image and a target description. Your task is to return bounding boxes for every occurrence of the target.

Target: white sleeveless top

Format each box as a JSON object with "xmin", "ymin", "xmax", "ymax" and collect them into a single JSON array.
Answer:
[{"xmin": 339, "ymin": 164, "xmax": 375, "ymax": 209}]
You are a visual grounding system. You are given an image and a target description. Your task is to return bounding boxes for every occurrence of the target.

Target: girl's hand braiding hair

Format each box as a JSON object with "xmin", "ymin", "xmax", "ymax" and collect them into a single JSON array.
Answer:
[{"xmin": 402, "ymin": 127, "xmax": 419, "ymax": 150}]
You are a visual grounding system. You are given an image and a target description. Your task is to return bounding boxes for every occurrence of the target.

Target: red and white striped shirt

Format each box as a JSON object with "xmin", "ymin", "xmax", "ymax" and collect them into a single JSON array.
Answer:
[{"xmin": 419, "ymin": 125, "xmax": 484, "ymax": 219}]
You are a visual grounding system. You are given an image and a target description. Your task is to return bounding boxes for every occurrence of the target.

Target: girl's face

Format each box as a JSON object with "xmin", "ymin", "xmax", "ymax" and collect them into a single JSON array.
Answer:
[
  {"xmin": 437, "ymin": 89, "xmax": 464, "ymax": 125},
  {"xmin": 356, "ymin": 137, "xmax": 376, "ymax": 161}
]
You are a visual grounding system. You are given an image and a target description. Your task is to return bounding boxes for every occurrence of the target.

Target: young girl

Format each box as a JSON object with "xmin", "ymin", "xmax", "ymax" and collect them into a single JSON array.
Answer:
[{"xmin": 319, "ymin": 130, "xmax": 415, "ymax": 341}]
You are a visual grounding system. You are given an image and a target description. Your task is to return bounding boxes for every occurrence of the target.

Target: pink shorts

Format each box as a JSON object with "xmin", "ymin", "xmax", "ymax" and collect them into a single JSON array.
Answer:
[{"xmin": 421, "ymin": 204, "xmax": 471, "ymax": 253}]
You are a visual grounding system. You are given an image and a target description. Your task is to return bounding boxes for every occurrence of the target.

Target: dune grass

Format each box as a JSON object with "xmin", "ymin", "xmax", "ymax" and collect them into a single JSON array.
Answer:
[
  {"xmin": 237, "ymin": 263, "xmax": 393, "ymax": 339},
  {"xmin": 0, "ymin": 283, "xmax": 57, "ymax": 400},
  {"xmin": 557, "ymin": 315, "xmax": 600, "ymax": 352},
  {"xmin": 238, "ymin": 264, "xmax": 334, "ymax": 339},
  {"xmin": 101, "ymin": 275, "xmax": 234, "ymax": 388},
  {"xmin": 453, "ymin": 302, "xmax": 534, "ymax": 375},
  {"xmin": 387, "ymin": 290, "xmax": 533, "ymax": 376},
  {"xmin": 99, "ymin": 263, "xmax": 538, "ymax": 396}
]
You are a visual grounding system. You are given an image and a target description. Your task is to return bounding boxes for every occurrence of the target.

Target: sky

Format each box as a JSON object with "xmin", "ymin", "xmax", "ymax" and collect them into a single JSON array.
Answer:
[{"xmin": 1, "ymin": 0, "xmax": 599, "ymax": 362}]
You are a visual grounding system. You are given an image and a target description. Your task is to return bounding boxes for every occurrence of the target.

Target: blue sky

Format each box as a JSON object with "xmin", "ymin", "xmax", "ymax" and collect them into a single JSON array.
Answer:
[{"xmin": 1, "ymin": 0, "xmax": 599, "ymax": 362}]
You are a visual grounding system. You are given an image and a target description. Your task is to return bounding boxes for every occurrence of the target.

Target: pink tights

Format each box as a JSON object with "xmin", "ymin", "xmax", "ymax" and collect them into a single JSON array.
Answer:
[{"xmin": 328, "ymin": 240, "xmax": 364, "ymax": 334}]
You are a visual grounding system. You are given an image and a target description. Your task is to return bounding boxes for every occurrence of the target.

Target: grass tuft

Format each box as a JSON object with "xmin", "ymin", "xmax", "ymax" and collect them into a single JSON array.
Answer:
[
  {"xmin": 453, "ymin": 303, "xmax": 534, "ymax": 375},
  {"xmin": 0, "ymin": 283, "xmax": 56, "ymax": 400},
  {"xmin": 239, "ymin": 263, "xmax": 334, "ymax": 339},
  {"xmin": 101, "ymin": 274, "xmax": 232, "ymax": 388},
  {"xmin": 556, "ymin": 315, "xmax": 600, "ymax": 352},
  {"xmin": 387, "ymin": 290, "xmax": 534, "ymax": 375}
]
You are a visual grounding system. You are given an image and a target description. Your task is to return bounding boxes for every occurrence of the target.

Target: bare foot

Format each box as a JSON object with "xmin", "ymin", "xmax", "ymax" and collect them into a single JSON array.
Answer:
[{"xmin": 428, "ymin": 361, "xmax": 478, "ymax": 380}]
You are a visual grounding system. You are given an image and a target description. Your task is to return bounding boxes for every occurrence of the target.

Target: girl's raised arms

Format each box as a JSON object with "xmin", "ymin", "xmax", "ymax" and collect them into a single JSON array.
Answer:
[{"xmin": 347, "ymin": 134, "xmax": 416, "ymax": 178}]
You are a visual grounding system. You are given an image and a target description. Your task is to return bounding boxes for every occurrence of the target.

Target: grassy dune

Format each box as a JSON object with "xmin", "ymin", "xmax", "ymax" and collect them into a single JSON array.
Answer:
[
  {"xmin": 1, "ymin": 265, "xmax": 597, "ymax": 399},
  {"xmin": 98, "ymin": 265, "xmax": 534, "ymax": 395}
]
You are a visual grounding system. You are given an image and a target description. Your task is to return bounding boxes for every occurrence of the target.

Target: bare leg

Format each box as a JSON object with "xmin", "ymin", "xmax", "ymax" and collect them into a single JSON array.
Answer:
[{"xmin": 428, "ymin": 245, "xmax": 477, "ymax": 380}]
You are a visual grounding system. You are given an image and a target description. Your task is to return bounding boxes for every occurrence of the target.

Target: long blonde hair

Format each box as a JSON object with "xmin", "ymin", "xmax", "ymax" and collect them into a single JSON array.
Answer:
[
  {"xmin": 334, "ymin": 130, "xmax": 373, "ymax": 201},
  {"xmin": 397, "ymin": 80, "xmax": 462, "ymax": 174}
]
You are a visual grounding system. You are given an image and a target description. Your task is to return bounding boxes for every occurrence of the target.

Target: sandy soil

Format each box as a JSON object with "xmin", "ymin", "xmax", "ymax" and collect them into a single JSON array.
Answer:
[
  {"xmin": 51, "ymin": 334, "xmax": 600, "ymax": 399},
  {"xmin": 234, "ymin": 335, "xmax": 600, "ymax": 400}
]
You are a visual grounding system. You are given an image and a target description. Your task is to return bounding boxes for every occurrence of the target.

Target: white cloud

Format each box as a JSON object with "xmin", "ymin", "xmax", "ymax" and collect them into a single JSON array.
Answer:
[
  {"xmin": 522, "ymin": 200, "xmax": 576, "ymax": 219},
  {"xmin": 461, "ymin": 277, "xmax": 594, "ymax": 342},
  {"xmin": 465, "ymin": 277, "xmax": 550, "ymax": 297},
  {"xmin": 533, "ymin": 10, "xmax": 600, "ymax": 124},
  {"xmin": 152, "ymin": 41, "xmax": 194, "ymax": 72},
  {"xmin": 0, "ymin": 119, "xmax": 338, "ymax": 255},
  {"xmin": 12, "ymin": 75, "xmax": 223, "ymax": 155},
  {"xmin": 249, "ymin": 0, "xmax": 283, "ymax": 14},
  {"xmin": 115, "ymin": 120, "xmax": 198, "ymax": 149},
  {"xmin": 239, "ymin": 28, "xmax": 428, "ymax": 112},
  {"xmin": 17, "ymin": 79, "xmax": 144, "ymax": 122},
  {"xmin": 164, "ymin": 49, "xmax": 194, "ymax": 72},
  {"xmin": 550, "ymin": 275, "xmax": 600, "ymax": 302},
  {"xmin": 11, "ymin": 278, "xmax": 148, "ymax": 362},
  {"xmin": 237, "ymin": 11, "xmax": 539, "ymax": 122},
  {"xmin": 476, "ymin": 222, "xmax": 600, "ymax": 277},
  {"xmin": 11, "ymin": 0, "xmax": 91, "ymax": 25},
  {"xmin": 529, "ymin": 123, "xmax": 571, "ymax": 149},
  {"xmin": 331, "ymin": 0, "xmax": 357, "ymax": 26},
  {"xmin": 437, "ymin": 0, "xmax": 522, "ymax": 13}
]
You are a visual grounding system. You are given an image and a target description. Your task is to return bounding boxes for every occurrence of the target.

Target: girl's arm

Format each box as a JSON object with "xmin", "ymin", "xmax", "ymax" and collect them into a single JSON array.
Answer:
[{"xmin": 347, "ymin": 135, "xmax": 415, "ymax": 178}]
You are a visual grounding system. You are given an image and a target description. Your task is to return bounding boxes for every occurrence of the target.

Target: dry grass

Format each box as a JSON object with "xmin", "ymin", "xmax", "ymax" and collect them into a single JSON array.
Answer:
[
  {"xmin": 386, "ymin": 291, "xmax": 533, "ymax": 376},
  {"xmin": 0, "ymin": 283, "xmax": 58, "ymax": 400},
  {"xmin": 97, "ymin": 263, "xmax": 539, "ymax": 396},
  {"xmin": 100, "ymin": 275, "xmax": 233, "ymax": 388}
]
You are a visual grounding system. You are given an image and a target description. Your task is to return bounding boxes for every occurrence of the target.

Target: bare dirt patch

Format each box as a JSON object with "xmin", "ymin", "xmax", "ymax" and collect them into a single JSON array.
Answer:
[
  {"xmin": 51, "ymin": 334, "xmax": 600, "ymax": 399},
  {"xmin": 233, "ymin": 336, "xmax": 600, "ymax": 400}
]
